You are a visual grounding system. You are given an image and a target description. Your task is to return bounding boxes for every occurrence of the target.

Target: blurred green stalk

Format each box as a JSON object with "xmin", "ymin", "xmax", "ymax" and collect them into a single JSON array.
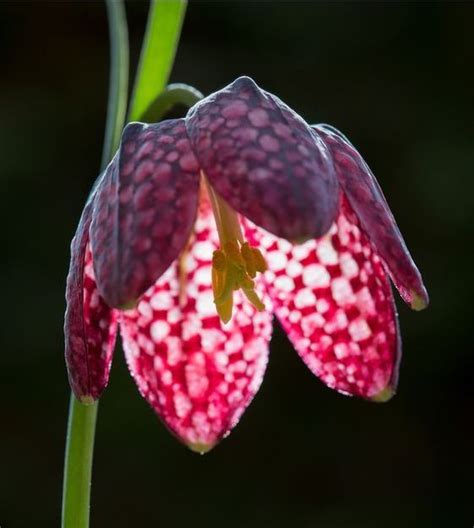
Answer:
[{"xmin": 128, "ymin": 0, "xmax": 188, "ymax": 122}]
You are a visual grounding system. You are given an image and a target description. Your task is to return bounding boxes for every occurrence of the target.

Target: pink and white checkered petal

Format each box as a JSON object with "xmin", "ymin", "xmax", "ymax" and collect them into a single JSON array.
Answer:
[
  {"xmin": 186, "ymin": 76, "xmax": 339, "ymax": 241},
  {"xmin": 65, "ymin": 200, "xmax": 118, "ymax": 403},
  {"xmin": 90, "ymin": 119, "xmax": 200, "ymax": 308},
  {"xmin": 120, "ymin": 203, "xmax": 273, "ymax": 452},
  {"xmin": 313, "ymin": 124, "xmax": 428, "ymax": 311},
  {"xmin": 245, "ymin": 197, "xmax": 400, "ymax": 401}
]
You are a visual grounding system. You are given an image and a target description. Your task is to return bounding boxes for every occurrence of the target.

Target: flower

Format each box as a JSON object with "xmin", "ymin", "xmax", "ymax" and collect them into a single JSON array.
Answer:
[{"xmin": 65, "ymin": 76, "xmax": 428, "ymax": 453}]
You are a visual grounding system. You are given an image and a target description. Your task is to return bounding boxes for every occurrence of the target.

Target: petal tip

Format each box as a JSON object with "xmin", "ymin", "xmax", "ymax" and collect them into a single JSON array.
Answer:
[
  {"xmin": 79, "ymin": 394, "xmax": 96, "ymax": 405},
  {"xmin": 410, "ymin": 289, "xmax": 429, "ymax": 311},
  {"xmin": 186, "ymin": 441, "xmax": 217, "ymax": 455},
  {"xmin": 230, "ymin": 75, "xmax": 258, "ymax": 91},
  {"xmin": 370, "ymin": 385, "xmax": 395, "ymax": 403}
]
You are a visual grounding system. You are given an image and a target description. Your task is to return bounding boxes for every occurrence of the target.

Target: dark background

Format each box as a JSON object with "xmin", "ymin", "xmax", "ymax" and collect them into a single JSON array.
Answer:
[{"xmin": 1, "ymin": 1, "xmax": 473, "ymax": 526}]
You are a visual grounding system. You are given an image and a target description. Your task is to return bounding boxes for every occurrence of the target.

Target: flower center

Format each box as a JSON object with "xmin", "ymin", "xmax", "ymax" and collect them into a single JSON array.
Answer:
[{"xmin": 203, "ymin": 175, "xmax": 268, "ymax": 323}]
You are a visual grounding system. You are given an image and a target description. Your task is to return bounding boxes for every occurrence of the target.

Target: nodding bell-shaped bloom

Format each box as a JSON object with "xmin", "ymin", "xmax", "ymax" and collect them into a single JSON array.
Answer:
[{"xmin": 65, "ymin": 76, "xmax": 428, "ymax": 452}]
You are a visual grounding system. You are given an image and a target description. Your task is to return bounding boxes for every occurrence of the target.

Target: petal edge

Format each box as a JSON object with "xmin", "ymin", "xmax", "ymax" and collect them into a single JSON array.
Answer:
[
  {"xmin": 64, "ymin": 197, "xmax": 118, "ymax": 402},
  {"xmin": 313, "ymin": 124, "xmax": 428, "ymax": 310}
]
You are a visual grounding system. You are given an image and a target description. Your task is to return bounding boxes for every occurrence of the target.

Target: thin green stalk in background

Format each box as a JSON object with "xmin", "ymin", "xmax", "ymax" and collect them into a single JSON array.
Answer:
[
  {"xmin": 101, "ymin": 0, "xmax": 130, "ymax": 170},
  {"xmin": 61, "ymin": 1, "xmax": 188, "ymax": 527},
  {"xmin": 61, "ymin": 1, "xmax": 129, "ymax": 526}
]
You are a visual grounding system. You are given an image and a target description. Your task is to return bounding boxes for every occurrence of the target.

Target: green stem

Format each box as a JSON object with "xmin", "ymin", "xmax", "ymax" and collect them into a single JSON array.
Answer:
[
  {"xmin": 61, "ymin": 399, "xmax": 99, "ymax": 528},
  {"xmin": 61, "ymin": 1, "xmax": 128, "ymax": 527}
]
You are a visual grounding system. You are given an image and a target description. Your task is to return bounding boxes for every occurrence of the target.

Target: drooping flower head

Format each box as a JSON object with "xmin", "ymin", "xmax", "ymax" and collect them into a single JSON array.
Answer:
[{"xmin": 65, "ymin": 77, "xmax": 428, "ymax": 452}]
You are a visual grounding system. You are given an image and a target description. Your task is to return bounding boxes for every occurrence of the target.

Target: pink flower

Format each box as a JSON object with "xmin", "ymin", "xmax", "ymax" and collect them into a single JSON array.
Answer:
[{"xmin": 65, "ymin": 77, "xmax": 428, "ymax": 452}]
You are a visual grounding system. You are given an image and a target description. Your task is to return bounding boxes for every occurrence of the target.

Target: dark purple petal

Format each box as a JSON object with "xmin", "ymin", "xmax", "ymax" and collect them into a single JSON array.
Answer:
[
  {"xmin": 314, "ymin": 124, "xmax": 429, "ymax": 310},
  {"xmin": 64, "ymin": 197, "xmax": 118, "ymax": 402},
  {"xmin": 185, "ymin": 76, "xmax": 339, "ymax": 241},
  {"xmin": 90, "ymin": 119, "xmax": 201, "ymax": 308}
]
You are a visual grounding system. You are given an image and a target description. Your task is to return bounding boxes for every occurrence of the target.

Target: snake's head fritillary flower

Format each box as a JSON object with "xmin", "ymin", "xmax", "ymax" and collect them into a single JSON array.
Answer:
[{"xmin": 65, "ymin": 77, "xmax": 428, "ymax": 452}]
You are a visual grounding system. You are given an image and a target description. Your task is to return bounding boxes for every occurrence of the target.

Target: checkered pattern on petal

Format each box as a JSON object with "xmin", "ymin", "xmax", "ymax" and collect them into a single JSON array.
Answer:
[
  {"xmin": 90, "ymin": 119, "xmax": 200, "ymax": 308},
  {"xmin": 245, "ymin": 197, "xmax": 400, "ymax": 400},
  {"xmin": 186, "ymin": 77, "xmax": 339, "ymax": 241},
  {"xmin": 120, "ymin": 200, "xmax": 273, "ymax": 451},
  {"xmin": 65, "ymin": 199, "xmax": 118, "ymax": 402}
]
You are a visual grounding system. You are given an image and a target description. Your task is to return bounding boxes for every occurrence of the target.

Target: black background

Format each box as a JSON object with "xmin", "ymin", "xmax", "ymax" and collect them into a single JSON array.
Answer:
[{"xmin": 1, "ymin": 2, "xmax": 473, "ymax": 527}]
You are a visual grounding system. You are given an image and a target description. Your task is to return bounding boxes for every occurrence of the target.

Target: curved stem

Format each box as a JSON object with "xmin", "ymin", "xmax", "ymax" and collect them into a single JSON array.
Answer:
[
  {"xmin": 62, "ymin": 1, "xmax": 129, "ymax": 527},
  {"xmin": 61, "ymin": 398, "xmax": 99, "ymax": 528},
  {"xmin": 140, "ymin": 83, "xmax": 203, "ymax": 123}
]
